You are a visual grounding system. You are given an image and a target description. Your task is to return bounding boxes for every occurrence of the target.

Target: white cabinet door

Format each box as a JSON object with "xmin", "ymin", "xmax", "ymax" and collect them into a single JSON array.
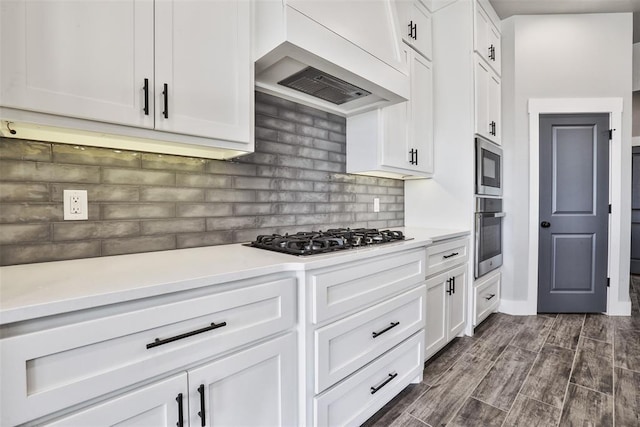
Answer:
[
  {"xmin": 487, "ymin": 69, "xmax": 501, "ymax": 145},
  {"xmin": 45, "ymin": 374, "xmax": 187, "ymax": 427},
  {"xmin": 396, "ymin": 0, "xmax": 432, "ymax": 60},
  {"xmin": 410, "ymin": 52, "xmax": 433, "ymax": 174},
  {"xmin": 188, "ymin": 333, "xmax": 296, "ymax": 427},
  {"xmin": 446, "ymin": 265, "xmax": 467, "ymax": 339},
  {"xmin": 154, "ymin": 0, "xmax": 252, "ymax": 143},
  {"xmin": 381, "ymin": 101, "xmax": 410, "ymax": 170},
  {"xmin": 425, "ymin": 276, "xmax": 447, "ymax": 359},
  {"xmin": 474, "ymin": 2, "xmax": 500, "ymax": 75},
  {"xmin": 475, "ymin": 57, "xmax": 500, "ymax": 144},
  {"xmin": 0, "ymin": 0, "xmax": 154, "ymax": 128},
  {"xmin": 487, "ymin": 23, "xmax": 501, "ymax": 74}
]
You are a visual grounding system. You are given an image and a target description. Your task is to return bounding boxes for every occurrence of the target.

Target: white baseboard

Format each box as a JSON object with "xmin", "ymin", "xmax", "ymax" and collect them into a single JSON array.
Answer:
[
  {"xmin": 608, "ymin": 300, "xmax": 632, "ymax": 316},
  {"xmin": 499, "ymin": 298, "xmax": 536, "ymax": 316}
]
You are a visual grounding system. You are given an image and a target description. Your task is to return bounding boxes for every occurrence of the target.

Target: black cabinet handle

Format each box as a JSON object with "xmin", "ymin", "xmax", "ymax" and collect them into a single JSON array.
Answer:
[
  {"xmin": 370, "ymin": 372, "xmax": 398, "ymax": 394},
  {"xmin": 409, "ymin": 149, "xmax": 416, "ymax": 165},
  {"xmin": 489, "ymin": 121, "xmax": 496, "ymax": 136},
  {"xmin": 446, "ymin": 278, "xmax": 453, "ymax": 295},
  {"xmin": 198, "ymin": 384, "xmax": 206, "ymax": 427},
  {"xmin": 162, "ymin": 83, "xmax": 169, "ymax": 119},
  {"xmin": 408, "ymin": 21, "xmax": 413, "ymax": 38},
  {"xmin": 541, "ymin": 221, "xmax": 551, "ymax": 228},
  {"xmin": 414, "ymin": 22, "xmax": 417, "ymax": 40},
  {"xmin": 414, "ymin": 148, "xmax": 418, "ymax": 165},
  {"xmin": 443, "ymin": 252, "xmax": 459, "ymax": 259},
  {"xmin": 372, "ymin": 321, "xmax": 400, "ymax": 338},
  {"xmin": 452, "ymin": 276, "xmax": 456, "ymax": 294},
  {"xmin": 176, "ymin": 393, "xmax": 184, "ymax": 427},
  {"xmin": 485, "ymin": 293, "xmax": 496, "ymax": 301},
  {"xmin": 143, "ymin": 78, "xmax": 149, "ymax": 116},
  {"xmin": 146, "ymin": 321, "xmax": 227, "ymax": 349}
]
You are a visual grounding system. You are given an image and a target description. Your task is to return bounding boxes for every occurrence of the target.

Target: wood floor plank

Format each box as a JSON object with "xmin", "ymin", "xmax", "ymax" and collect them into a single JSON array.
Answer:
[
  {"xmin": 510, "ymin": 316, "xmax": 555, "ymax": 353},
  {"xmin": 387, "ymin": 413, "xmax": 429, "ymax": 427},
  {"xmin": 502, "ymin": 394, "xmax": 561, "ymax": 427},
  {"xmin": 582, "ymin": 314, "xmax": 615, "ymax": 343},
  {"xmin": 471, "ymin": 345, "xmax": 538, "ymax": 411},
  {"xmin": 519, "ymin": 345, "xmax": 575, "ymax": 408},
  {"xmin": 422, "ymin": 336, "xmax": 475, "ymax": 386},
  {"xmin": 467, "ymin": 320, "xmax": 521, "ymax": 361},
  {"xmin": 614, "ymin": 328, "xmax": 640, "ymax": 372},
  {"xmin": 406, "ymin": 354, "xmax": 493, "ymax": 426},
  {"xmin": 447, "ymin": 397, "xmax": 507, "ymax": 427},
  {"xmin": 559, "ymin": 384, "xmax": 613, "ymax": 426},
  {"xmin": 473, "ymin": 313, "xmax": 519, "ymax": 339},
  {"xmin": 360, "ymin": 383, "xmax": 429, "ymax": 427},
  {"xmin": 614, "ymin": 367, "xmax": 640, "ymax": 426},
  {"xmin": 545, "ymin": 313, "xmax": 584, "ymax": 350},
  {"xmin": 570, "ymin": 337, "xmax": 613, "ymax": 394}
]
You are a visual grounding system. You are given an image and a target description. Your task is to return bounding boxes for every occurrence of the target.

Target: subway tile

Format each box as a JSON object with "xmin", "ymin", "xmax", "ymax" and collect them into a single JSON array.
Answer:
[
  {"xmin": 313, "ymin": 117, "xmax": 344, "ymax": 133},
  {"xmin": 102, "ymin": 235, "xmax": 176, "ymax": 256},
  {"xmin": 278, "ymin": 131, "xmax": 314, "ymax": 147},
  {"xmin": 256, "ymin": 91, "xmax": 296, "ymax": 110},
  {"xmin": 314, "ymin": 204, "xmax": 345, "ymax": 213},
  {"xmin": 103, "ymin": 204, "xmax": 175, "ymax": 220},
  {"xmin": 141, "ymin": 219, "xmax": 205, "ymax": 235},
  {"xmin": 296, "ymin": 124, "xmax": 329, "ymax": 139},
  {"xmin": 53, "ymin": 144, "xmax": 141, "ymax": 167},
  {"xmin": 141, "ymin": 153, "xmax": 206, "ymax": 172},
  {"xmin": 255, "ymin": 126, "xmax": 278, "ymax": 141},
  {"xmin": 140, "ymin": 187, "xmax": 204, "ymax": 202},
  {"xmin": 255, "ymin": 102, "xmax": 279, "ymax": 117},
  {"xmin": 256, "ymin": 191, "xmax": 297, "ymax": 203},
  {"xmin": 278, "ymin": 109, "xmax": 314, "ymax": 126},
  {"xmin": 277, "ymin": 180, "xmax": 314, "ymax": 192},
  {"xmin": 255, "ymin": 115, "xmax": 296, "ymax": 133},
  {"xmin": 206, "ymin": 160, "xmax": 256, "ymax": 176},
  {"xmin": 53, "ymin": 221, "xmax": 140, "ymax": 241},
  {"xmin": 0, "ymin": 160, "xmax": 100, "ymax": 183},
  {"xmin": 313, "ymin": 159, "xmax": 344, "ymax": 173},
  {"xmin": 176, "ymin": 203, "xmax": 233, "ymax": 218},
  {"xmin": 343, "ymin": 203, "xmax": 369, "ymax": 213},
  {"xmin": 206, "ymin": 216, "xmax": 258, "ymax": 230},
  {"xmin": 0, "ymin": 138, "xmax": 51, "ymax": 161},
  {"xmin": 276, "ymin": 155, "xmax": 315, "ymax": 169},
  {"xmin": 257, "ymin": 215, "xmax": 297, "ymax": 228},
  {"xmin": 388, "ymin": 187, "xmax": 404, "ymax": 195},
  {"xmin": 233, "ymin": 227, "xmax": 280, "ymax": 243},
  {"xmin": 329, "ymin": 213, "xmax": 354, "ymax": 224},
  {"xmin": 0, "ymin": 183, "xmax": 49, "ymax": 202},
  {"xmin": 256, "ymin": 165, "xmax": 301, "ymax": 179},
  {"xmin": 329, "ymin": 130, "xmax": 347, "ymax": 144},
  {"xmin": 234, "ymin": 203, "xmax": 275, "ymax": 216},
  {"xmin": 102, "ymin": 168, "xmax": 174, "ymax": 186},
  {"xmin": 51, "ymin": 184, "xmax": 139, "ymax": 202},
  {"xmin": 177, "ymin": 231, "xmax": 234, "ymax": 248},
  {"xmin": 205, "ymin": 189, "xmax": 256, "ymax": 203},
  {"xmin": 329, "ymin": 193, "xmax": 356, "ymax": 203},
  {"xmin": 298, "ymin": 147, "xmax": 329, "ymax": 161},
  {"xmin": 255, "ymin": 139, "xmax": 298, "ymax": 156},
  {"xmin": 387, "ymin": 219, "xmax": 404, "ymax": 227},
  {"xmin": 176, "ymin": 173, "xmax": 232, "ymax": 189},
  {"xmin": 367, "ymin": 185, "xmax": 388, "ymax": 195},
  {"xmin": 356, "ymin": 212, "xmax": 379, "ymax": 221},
  {"xmin": 330, "ymin": 173, "xmax": 357, "ymax": 183},
  {"xmin": 314, "ymin": 182, "xmax": 330, "ymax": 192},
  {"xmin": 296, "ymin": 103, "xmax": 330, "ymax": 119},
  {"xmin": 0, "ymin": 204, "xmax": 63, "ymax": 223},
  {"xmin": 234, "ymin": 176, "xmax": 276, "ymax": 190},
  {"xmin": 295, "ymin": 214, "xmax": 329, "ymax": 225},
  {"xmin": 295, "ymin": 192, "xmax": 329, "ymax": 203},
  {"xmin": 238, "ymin": 152, "xmax": 279, "ymax": 166},
  {"xmin": 0, "ymin": 241, "xmax": 100, "ymax": 266},
  {"xmin": 327, "ymin": 152, "xmax": 346, "ymax": 163},
  {"xmin": 353, "ymin": 175, "xmax": 379, "ymax": 186},
  {"xmin": 0, "ymin": 224, "xmax": 50, "ymax": 244}
]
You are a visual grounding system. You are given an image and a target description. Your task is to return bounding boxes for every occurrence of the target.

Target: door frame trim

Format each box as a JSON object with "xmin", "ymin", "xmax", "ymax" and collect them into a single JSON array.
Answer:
[{"xmin": 527, "ymin": 98, "xmax": 629, "ymax": 315}]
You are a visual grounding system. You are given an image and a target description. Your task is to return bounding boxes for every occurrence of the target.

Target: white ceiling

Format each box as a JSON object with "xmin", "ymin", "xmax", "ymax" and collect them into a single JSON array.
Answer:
[{"xmin": 488, "ymin": 0, "xmax": 640, "ymax": 42}]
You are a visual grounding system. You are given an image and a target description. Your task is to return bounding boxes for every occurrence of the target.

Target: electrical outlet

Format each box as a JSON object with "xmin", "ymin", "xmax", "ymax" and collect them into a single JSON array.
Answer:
[
  {"xmin": 373, "ymin": 197, "xmax": 380, "ymax": 213},
  {"xmin": 63, "ymin": 190, "xmax": 88, "ymax": 220}
]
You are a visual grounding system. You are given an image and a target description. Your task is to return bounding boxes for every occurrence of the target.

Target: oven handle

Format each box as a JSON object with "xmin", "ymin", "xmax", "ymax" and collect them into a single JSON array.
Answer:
[{"xmin": 476, "ymin": 212, "xmax": 506, "ymax": 218}]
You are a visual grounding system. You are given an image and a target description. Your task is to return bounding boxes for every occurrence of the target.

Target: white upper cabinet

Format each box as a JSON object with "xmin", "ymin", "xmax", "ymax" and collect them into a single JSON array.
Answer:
[
  {"xmin": 395, "ymin": 0, "xmax": 433, "ymax": 60},
  {"xmin": 474, "ymin": 0, "xmax": 501, "ymax": 75},
  {"xmin": 0, "ymin": 0, "xmax": 253, "ymax": 157},
  {"xmin": 154, "ymin": 0, "xmax": 251, "ymax": 142},
  {"xmin": 475, "ymin": 58, "xmax": 501, "ymax": 144},
  {"xmin": 0, "ymin": 0, "xmax": 154, "ymax": 128}
]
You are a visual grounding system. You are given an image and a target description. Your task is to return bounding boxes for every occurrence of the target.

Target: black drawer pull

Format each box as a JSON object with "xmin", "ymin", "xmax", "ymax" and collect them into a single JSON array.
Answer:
[
  {"xmin": 372, "ymin": 322, "xmax": 400, "ymax": 338},
  {"xmin": 143, "ymin": 78, "xmax": 149, "ymax": 116},
  {"xmin": 176, "ymin": 393, "xmax": 184, "ymax": 427},
  {"xmin": 443, "ymin": 252, "xmax": 459, "ymax": 259},
  {"xmin": 485, "ymin": 293, "xmax": 496, "ymax": 301},
  {"xmin": 146, "ymin": 321, "xmax": 227, "ymax": 349},
  {"xmin": 197, "ymin": 384, "xmax": 206, "ymax": 427},
  {"xmin": 162, "ymin": 83, "xmax": 169, "ymax": 119},
  {"xmin": 370, "ymin": 372, "xmax": 398, "ymax": 394}
]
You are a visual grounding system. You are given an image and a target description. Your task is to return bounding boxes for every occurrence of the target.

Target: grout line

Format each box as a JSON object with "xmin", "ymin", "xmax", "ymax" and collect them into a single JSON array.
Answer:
[
  {"xmin": 612, "ymin": 325, "xmax": 617, "ymax": 427},
  {"xmin": 555, "ymin": 315, "xmax": 587, "ymax": 427},
  {"xmin": 406, "ymin": 413, "xmax": 432, "ymax": 427},
  {"xmin": 470, "ymin": 395, "xmax": 509, "ymax": 414}
]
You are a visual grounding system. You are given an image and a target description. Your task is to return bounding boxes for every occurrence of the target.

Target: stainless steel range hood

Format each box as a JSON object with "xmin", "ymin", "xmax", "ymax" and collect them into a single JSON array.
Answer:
[{"xmin": 254, "ymin": 0, "xmax": 409, "ymax": 117}]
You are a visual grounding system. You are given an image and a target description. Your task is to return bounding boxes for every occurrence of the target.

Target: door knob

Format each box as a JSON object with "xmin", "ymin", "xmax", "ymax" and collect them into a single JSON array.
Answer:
[{"xmin": 541, "ymin": 221, "xmax": 551, "ymax": 228}]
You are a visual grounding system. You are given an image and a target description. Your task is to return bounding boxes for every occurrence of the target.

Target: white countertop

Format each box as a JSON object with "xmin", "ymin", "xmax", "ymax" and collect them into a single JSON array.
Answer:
[{"xmin": 0, "ymin": 227, "xmax": 468, "ymax": 325}]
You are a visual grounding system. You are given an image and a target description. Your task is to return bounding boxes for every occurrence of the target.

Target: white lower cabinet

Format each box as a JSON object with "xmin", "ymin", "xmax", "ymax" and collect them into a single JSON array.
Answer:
[{"xmin": 473, "ymin": 271, "xmax": 501, "ymax": 326}]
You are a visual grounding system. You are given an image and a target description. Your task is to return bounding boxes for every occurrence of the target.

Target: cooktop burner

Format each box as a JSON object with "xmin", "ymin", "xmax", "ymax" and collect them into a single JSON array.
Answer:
[{"xmin": 246, "ymin": 228, "xmax": 407, "ymax": 256}]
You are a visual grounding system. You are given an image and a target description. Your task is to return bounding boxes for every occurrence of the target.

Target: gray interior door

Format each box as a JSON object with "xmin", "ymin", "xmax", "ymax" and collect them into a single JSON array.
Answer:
[
  {"xmin": 538, "ymin": 113, "xmax": 609, "ymax": 313},
  {"xmin": 632, "ymin": 147, "xmax": 640, "ymax": 274}
]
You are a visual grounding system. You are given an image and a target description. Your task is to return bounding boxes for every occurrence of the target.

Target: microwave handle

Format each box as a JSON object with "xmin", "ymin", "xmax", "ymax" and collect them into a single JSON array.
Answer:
[{"xmin": 477, "ymin": 212, "xmax": 506, "ymax": 218}]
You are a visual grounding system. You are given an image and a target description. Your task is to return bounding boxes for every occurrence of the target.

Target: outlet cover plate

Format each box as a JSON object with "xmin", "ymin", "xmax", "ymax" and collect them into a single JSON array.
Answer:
[{"xmin": 63, "ymin": 190, "xmax": 88, "ymax": 220}]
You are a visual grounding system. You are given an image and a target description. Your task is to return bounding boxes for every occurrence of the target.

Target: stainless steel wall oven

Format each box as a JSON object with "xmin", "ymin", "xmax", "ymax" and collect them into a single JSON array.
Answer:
[{"xmin": 475, "ymin": 197, "xmax": 504, "ymax": 278}]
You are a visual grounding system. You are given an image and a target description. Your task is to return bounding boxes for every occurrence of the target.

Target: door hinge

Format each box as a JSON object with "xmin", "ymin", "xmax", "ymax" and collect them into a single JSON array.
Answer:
[
  {"xmin": 607, "ymin": 277, "xmax": 610, "ymax": 287},
  {"xmin": 609, "ymin": 129, "xmax": 614, "ymax": 140},
  {"xmin": 609, "ymin": 204, "xmax": 612, "ymax": 214}
]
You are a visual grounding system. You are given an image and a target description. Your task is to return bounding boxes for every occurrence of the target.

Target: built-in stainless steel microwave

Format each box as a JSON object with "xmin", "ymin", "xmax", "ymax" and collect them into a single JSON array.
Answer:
[{"xmin": 476, "ymin": 137, "xmax": 502, "ymax": 196}]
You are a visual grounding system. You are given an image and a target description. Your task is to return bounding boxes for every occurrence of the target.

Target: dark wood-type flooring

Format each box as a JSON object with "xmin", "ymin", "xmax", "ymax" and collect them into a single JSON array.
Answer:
[{"xmin": 361, "ymin": 276, "xmax": 640, "ymax": 426}]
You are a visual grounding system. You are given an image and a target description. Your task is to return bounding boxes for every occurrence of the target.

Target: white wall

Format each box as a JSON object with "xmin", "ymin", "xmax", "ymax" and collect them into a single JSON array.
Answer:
[{"xmin": 502, "ymin": 13, "xmax": 633, "ymax": 312}]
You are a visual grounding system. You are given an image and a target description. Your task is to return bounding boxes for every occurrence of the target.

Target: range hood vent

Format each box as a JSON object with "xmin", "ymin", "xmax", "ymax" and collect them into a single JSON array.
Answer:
[{"xmin": 277, "ymin": 66, "xmax": 371, "ymax": 105}]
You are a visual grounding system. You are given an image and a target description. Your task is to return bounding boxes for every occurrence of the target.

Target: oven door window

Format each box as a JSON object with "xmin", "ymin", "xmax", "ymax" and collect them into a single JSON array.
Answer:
[
  {"xmin": 478, "ymin": 215, "xmax": 502, "ymax": 262},
  {"xmin": 481, "ymin": 148, "xmax": 501, "ymax": 189}
]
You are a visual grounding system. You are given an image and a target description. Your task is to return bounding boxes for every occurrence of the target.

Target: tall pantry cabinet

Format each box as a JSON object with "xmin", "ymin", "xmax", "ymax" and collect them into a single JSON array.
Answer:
[{"xmin": 404, "ymin": 0, "xmax": 502, "ymax": 336}]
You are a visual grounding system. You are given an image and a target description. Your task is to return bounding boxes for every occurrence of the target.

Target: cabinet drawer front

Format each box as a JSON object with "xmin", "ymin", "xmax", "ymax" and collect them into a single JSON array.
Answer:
[
  {"xmin": 0, "ymin": 276, "xmax": 295, "ymax": 426},
  {"xmin": 314, "ymin": 332, "xmax": 424, "ymax": 427},
  {"xmin": 426, "ymin": 238, "xmax": 469, "ymax": 277},
  {"xmin": 315, "ymin": 285, "xmax": 425, "ymax": 393},
  {"xmin": 474, "ymin": 272, "xmax": 500, "ymax": 326},
  {"xmin": 310, "ymin": 248, "xmax": 426, "ymax": 323}
]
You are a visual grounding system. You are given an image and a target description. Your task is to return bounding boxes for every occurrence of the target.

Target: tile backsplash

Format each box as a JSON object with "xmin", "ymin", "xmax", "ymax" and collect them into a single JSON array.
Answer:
[{"xmin": 0, "ymin": 92, "xmax": 404, "ymax": 266}]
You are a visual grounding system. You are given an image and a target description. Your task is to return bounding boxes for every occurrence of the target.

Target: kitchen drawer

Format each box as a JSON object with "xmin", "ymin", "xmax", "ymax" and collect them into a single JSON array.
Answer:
[
  {"xmin": 425, "ymin": 237, "xmax": 469, "ymax": 277},
  {"xmin": 314, "ymin": 331, "xmax": 424, "ymax": 427},
  {"xmin": 309, "ymin": 248, "xmax": 425, "ymax": 324},
  {"xmin": 474, "ymin": 271, "xmax": 500, "ymax": 326},
  {"xmin": 315, "ymin": 285, "xmax": 425, "ymax": 393},
  {"xmin": 0, "ymin": 276, "xmax": 296, "ymax": 426}
]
